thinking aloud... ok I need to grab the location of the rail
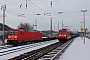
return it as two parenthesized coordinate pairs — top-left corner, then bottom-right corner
(50, 40), (73, 60)
(38, 37), (75, 60)
(9, 42), (62, 60)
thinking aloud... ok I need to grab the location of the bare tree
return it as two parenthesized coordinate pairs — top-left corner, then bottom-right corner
(17, 22), (33, 31)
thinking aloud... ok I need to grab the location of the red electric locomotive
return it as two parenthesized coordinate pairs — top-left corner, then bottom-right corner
(58, 29), (70, 42)
(7, 29), (42, 45)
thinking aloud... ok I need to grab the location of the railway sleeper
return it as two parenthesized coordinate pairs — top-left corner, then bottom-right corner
(9, 42), (61, 60)
(38, 40), (73, 60)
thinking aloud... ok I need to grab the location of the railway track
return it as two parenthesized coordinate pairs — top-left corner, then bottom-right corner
(0, 45), (12, 50)
(0, 40), (59, 60)
(9, 38), (73, 60)
(9, 42), (62, 60)
(0, 41), (50, 56)
(38, 39), (73, 60)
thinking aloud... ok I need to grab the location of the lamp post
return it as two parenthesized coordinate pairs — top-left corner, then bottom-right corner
(62, 19), (64, 29)
(81, 10), (87, 44)
(58, 22), (59, 31)
(80, 22), (83, 29)
(80, 22), (83, 34)
(58, 12), (63, 30)
(44, 1), (53, 37)
(1, 5), (6, 45)
(32, 18), (37, 31)
(34, 18), (37, 31)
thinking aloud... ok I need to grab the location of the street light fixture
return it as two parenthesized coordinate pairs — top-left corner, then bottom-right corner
(18, 14), (25, 17)
(36, 14), (41, 15)
(58, 12), (63, 14)
(81, 10), (87, 44)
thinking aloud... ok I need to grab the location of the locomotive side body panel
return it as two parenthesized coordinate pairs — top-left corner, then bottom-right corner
(22, 31), (42, 41)
(7, 29), (42, 45)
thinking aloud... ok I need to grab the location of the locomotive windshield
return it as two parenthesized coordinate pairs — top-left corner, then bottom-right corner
(9, 31), (18, 34)
(59, 31), (66, 34)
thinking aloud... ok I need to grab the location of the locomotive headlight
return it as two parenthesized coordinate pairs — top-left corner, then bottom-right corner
(64, 35), (66, 36)
(8, 36), (11, 38)
(59, 35), (61, 36)
(14, 36), (17, 38)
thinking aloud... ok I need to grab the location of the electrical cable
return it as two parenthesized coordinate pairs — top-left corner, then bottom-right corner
(28, 0), (47, 13)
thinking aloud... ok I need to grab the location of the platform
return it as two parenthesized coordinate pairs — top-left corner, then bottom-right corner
(56, 37), (90, 60)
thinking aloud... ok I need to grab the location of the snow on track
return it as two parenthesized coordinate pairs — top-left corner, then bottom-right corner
(0, 39), (59, 60)
(0, 45), (12, 50)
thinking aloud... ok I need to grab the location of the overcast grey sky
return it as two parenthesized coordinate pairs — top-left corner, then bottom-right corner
(0, 0), (90, 31)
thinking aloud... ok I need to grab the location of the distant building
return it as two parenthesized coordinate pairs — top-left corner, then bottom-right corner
(0, 23), (12, 39)
(0, 23), (12, 31)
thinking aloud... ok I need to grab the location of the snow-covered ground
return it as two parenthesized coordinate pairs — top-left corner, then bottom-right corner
(0, 39), (59, 60)
(0, 39), (7, 45)
(57, 37), (90, 60)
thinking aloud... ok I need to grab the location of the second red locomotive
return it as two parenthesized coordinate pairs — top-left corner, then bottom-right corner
(7, 29), (42, 45)
(58, 29), (70, 42)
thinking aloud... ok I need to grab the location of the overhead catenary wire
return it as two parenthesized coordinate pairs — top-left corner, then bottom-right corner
(4, 2), (86, 20)
(42, 0), (63, 30)
(42, 0), (61, 21)
(4, 0), (35, 15)
(6, 8), (49, 25)
(3, 0), (53, 25)
(4, 0), (60, 21)
(2, 0), (43, 21)
(4, 0), (49, 19)
(2, 0), (89, 16)
(28, 0), (47, 13)
(6, 10), (49, 30)
(5, 0), (46, 15)
(6, 9), (36, 21)
(4, 0), (37, 15)
(1, 0), (87, 30)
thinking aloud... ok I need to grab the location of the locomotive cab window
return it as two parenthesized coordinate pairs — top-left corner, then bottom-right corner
(14, 31), (18, 34)
(59, 31), (66, 34)
(9, 31), (18, 34)
(62, 32), (66, 34)
(9, 31), (13, 34)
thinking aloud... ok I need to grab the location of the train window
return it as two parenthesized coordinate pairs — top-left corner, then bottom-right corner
(63, 32), (66, 34)
(14, 31), (18, 34)
(9, 31), (18, 34)
(9, 31), (13, 34)
(59, 31), (66, 34)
